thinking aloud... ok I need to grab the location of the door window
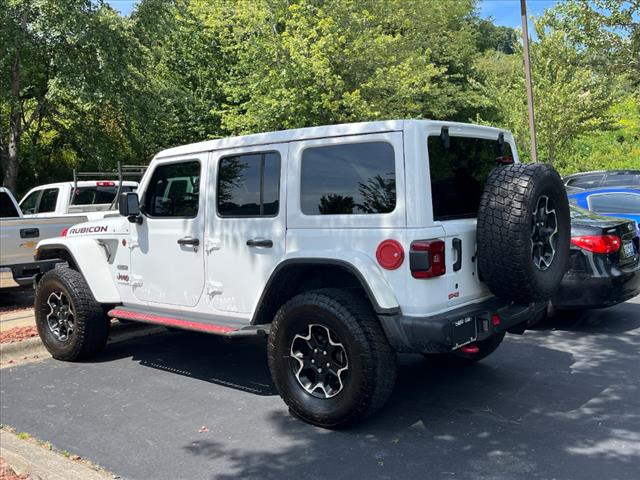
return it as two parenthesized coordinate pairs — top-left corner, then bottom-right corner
(143, 161), (200, 218)
(217, 152), (281, 217)
(38, 188), (59, 213)
(300, 142), (396, 215)
(428, 135), (512, 220)
(20, 191), (41, 214)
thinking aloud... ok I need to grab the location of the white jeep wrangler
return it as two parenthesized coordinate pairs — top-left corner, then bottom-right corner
(34, 120), (570, 428)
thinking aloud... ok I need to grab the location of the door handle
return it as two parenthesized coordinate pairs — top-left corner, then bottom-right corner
(20, 228), (39, 239)
(246, 239), (273, 248)
(177, 237), (200, 246)
(452, 238), (462, 271)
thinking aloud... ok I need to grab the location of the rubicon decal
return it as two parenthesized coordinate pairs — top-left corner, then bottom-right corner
(68, 225), (109, 235)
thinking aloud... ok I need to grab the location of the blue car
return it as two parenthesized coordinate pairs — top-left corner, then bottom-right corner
(568, 187), (640, 230)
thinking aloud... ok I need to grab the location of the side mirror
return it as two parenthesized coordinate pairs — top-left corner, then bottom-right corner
(118, 192), (142, 224)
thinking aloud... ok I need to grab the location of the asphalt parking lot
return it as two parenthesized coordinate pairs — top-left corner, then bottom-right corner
(1, 297), (639, 480)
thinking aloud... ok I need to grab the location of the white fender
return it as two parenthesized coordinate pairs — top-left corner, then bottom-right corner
(37, 237), (120, 304)
(282, 250), (400, 312)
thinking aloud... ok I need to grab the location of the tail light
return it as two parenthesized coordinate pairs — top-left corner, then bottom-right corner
(571, 235), (621, 254)
(60, 227), (69, 237)
(97, 181), (115, 187)
(410, 239), (445, 278)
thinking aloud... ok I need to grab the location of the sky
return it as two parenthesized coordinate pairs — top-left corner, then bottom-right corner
(106, 0), (559, 27)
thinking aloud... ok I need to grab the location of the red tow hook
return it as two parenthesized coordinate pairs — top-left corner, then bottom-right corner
(460, 344), (479, 354)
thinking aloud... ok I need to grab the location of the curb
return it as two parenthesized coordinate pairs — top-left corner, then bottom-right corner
(0, 322), (165, 367)
(0, 429), (114, 480)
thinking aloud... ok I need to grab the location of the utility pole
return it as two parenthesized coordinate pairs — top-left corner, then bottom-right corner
(520, 0), (538, 163)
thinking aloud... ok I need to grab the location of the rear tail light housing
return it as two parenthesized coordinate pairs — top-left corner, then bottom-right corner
(97, 181), (115, 187)
(410, 239), (445, 278)
(571, 235), (621, 254)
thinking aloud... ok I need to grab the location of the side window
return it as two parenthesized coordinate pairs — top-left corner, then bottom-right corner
(143, 161), (200, 218)
(0, 192), (20, 218)
(589, 193), (640, 214)
(217, 152), (281, 217)
(20, 191), (41, 214)
(428, 135), (512, 220)
(38, 188), (59, 213)
(300, 142), (396, 215)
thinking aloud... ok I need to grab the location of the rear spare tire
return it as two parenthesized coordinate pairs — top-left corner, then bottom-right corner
(477, 163), (570, 304)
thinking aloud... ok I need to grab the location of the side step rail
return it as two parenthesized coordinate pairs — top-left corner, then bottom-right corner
(107, 308), (269, 337)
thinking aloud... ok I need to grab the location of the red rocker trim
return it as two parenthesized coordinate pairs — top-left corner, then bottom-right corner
(108, 308), (237, 334)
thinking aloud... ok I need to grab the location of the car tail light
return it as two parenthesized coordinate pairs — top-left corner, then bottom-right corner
(60, 227), (69, 237)
(410, 239), (445, 278)
(571, 235), (621, 254)
(97, 181), (115, 187)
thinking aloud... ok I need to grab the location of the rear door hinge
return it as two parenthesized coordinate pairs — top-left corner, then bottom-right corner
(206, 281), (223, 296)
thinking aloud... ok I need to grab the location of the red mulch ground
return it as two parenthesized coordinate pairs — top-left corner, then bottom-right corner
(0, 326), (38, 344)
(0, 457), (28, 480)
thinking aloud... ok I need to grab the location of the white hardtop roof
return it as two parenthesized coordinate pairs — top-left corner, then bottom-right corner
(156, 119), (510, 159)
(29, 180), (139, 190)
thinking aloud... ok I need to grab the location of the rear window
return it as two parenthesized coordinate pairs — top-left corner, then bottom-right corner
(566, 173), (605, 189)
(603, 172), (639, 187)
(428, 135), (512, 221)
(71, 185), (135, 205)
(38, 188), (59, 213)
(588, 193), (640, 214)
(0, 192), (20, 218)
(300, 142), (396, 215)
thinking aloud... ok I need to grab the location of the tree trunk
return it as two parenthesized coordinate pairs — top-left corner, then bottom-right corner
(2, 12), (24, 193)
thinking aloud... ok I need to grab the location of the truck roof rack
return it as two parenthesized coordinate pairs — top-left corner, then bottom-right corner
(72, 161), (147, 209)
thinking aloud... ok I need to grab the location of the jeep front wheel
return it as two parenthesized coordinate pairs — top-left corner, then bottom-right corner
(268, 289), (396, 429)
(35, 266), (110, 361)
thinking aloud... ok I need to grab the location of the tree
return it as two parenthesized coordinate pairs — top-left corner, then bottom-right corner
(474, 10), (616, 165)
(190, 0), (484, 135)
(0, 0), (149, 194)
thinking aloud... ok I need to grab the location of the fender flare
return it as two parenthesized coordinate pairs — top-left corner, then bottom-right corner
(36, 239), (120, 304)
(253, 252), (400, 323)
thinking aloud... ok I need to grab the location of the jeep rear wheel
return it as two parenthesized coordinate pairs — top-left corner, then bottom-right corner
(268, 289), (396, 429)
(35, 266), (110, 361)
(477, 163), (570, 304)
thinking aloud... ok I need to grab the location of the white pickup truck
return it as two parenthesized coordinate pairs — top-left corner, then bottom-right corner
(19, 180), (138, 221)
(0, 187), (87, 289)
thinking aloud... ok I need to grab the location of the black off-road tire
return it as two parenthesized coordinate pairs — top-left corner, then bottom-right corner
(477, 163), (570, 304)
(35, 266), (110, 361)
(268, 288), (397, 429)
(423, 332), (506, 366)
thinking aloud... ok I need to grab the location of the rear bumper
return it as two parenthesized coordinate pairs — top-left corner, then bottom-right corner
(379, 298), (544, 354)
(551, 263), (640, 309)
(0, 259), (62, 288)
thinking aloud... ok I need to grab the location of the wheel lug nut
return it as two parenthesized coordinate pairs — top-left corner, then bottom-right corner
(311, 359), (315, 364)
(326, 362), (330, 367)
(323, 350), (327, 355)
(318, 368), (322, 373)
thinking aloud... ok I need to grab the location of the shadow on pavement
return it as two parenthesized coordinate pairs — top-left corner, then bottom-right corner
(93, 330), (278, 396)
